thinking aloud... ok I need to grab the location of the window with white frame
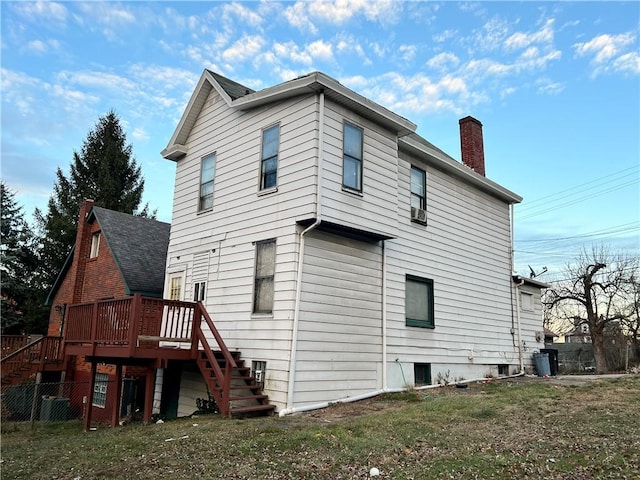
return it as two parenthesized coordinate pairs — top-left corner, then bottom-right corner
(194, 281), (206, 302)
(410, 166), (426, 223)
(253, 239), (276, 314)
(343, 122), (363, 191)
(260, 125), (279, 190)
(90, 232), (101, 258)
(169, 275), (182, 301)
(199, 154), (216, 211)
(405, 275), (435, 329)
(93, 373), (108, 407)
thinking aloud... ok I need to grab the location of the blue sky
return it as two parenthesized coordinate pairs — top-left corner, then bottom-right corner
(2, 1), (639, 280)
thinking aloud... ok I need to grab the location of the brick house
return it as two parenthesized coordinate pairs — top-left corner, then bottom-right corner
(45, 200), (170, 422)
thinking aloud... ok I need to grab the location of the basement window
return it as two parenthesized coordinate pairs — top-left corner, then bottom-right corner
(414, 363), (432, 386)
(252, 360), (266, 390)
(93, 373), (108, 408)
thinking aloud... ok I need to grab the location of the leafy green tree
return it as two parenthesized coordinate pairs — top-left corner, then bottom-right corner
(34, 110), (152, 288)
(1, 182), (47, 333)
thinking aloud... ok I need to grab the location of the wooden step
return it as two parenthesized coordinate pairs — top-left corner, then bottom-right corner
(230, 404), (276, 417)
(229, 394), (268, 402)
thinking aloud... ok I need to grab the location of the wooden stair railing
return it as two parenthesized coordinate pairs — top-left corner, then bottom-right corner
(1, 337), (64, 387)
(193, 303), (275, 418)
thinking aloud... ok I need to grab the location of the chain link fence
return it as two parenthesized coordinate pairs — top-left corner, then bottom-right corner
(0, 380), (127, 426)
(555, 343), (639, 374)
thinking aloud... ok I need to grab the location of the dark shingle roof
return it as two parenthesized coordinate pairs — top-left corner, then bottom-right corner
(207, 70), (255, 100)
(91, 207), (170, 296)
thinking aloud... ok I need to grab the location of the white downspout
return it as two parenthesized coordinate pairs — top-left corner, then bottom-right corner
(283, 90), (325, 415)
(381, 240), (388, 390)
(515, 278), (525, 373)
(510, 203), (524, 374)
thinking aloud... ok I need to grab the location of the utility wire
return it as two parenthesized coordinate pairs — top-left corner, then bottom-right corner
(517, 165), (639, 212)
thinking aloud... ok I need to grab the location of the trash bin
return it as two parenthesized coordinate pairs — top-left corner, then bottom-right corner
(540, 348), (559, 376)
(533, 352), (551, 377)
(40, 396), (70, 421)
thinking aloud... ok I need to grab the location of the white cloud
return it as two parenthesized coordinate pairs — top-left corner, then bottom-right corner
(283, 2), (318, 34)
(574, 32), (638, 76)
(433, 29), (457, 43)
(273, 42), (312, 65)
(13, 0), (67, 23)
(308, 40), (334, 62)
(58, 70), (136, 92)
(220, 2), (264, 28)
(399, 45), (417, 63)
(131, 127), (149, 142)
(535, 78), (565, 95)
(504, 18), (555, 51)
(283, 0), (402, 30)
(426, 52), (460, 71)
(222, 35), (266, 63)
(612, 52), (640, 75)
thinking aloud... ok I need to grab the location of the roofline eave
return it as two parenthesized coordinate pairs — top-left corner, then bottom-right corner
(399, 135), (522, 204)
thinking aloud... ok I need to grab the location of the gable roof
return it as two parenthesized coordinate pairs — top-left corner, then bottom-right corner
(161, 69), (521, 204)
(46, 207), (170, 304)
(90, 207), (170, 296)
(161, 69), (417, 161)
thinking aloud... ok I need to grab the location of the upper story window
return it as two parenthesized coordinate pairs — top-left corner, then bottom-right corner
(253, 239), (276, 314)
(410, 166), (427, 224)
(199, 154), (216, 211)
(405, 274), (435, 329)
(343, 122), (363, 192)
(90, 232), (100, 258)
(260, 125), (279, 190)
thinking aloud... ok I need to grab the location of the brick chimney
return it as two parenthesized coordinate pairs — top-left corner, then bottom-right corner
(459, 116), (485, 177)
(70, 199), (95, 303)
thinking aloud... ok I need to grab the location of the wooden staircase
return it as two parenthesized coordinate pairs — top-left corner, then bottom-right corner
(1, 337), (65, 387)
(194, 305), (275, 418)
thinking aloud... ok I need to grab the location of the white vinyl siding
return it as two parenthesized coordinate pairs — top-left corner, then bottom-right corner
(320, 100), (399, 239)
(294, 231), (382, 406)
(385, 148), (517, 383)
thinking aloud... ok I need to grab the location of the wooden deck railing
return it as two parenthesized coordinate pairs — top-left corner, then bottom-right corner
(65, 295), (199, 355)
(1, 335), (43, 359)
(0, 336), (63, 382)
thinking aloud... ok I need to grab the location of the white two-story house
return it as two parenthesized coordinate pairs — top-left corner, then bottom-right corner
(158, 69), (545, 415)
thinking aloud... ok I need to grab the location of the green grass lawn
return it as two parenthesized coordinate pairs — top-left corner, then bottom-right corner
(2, 376), (639, 479)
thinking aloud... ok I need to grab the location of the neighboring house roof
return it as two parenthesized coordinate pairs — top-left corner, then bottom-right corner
(512, 275), (550, 289)
(90, 207), (170, 296)
(46, 207), (170, 304)
(544, 327), (557, 338)
(161, 69), (522, 205)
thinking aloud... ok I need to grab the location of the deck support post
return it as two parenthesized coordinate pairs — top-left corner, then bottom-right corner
(143, 367), (155, 424)
(84, 361), (97, 432)
(111, 364), (123, 427)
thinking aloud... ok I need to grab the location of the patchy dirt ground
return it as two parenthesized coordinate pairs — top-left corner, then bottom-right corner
(291, 373), (634, 423)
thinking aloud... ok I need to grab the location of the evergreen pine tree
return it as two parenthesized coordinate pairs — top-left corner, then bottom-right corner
(1, 182), (44, 333)
(34, 110), (152, 290)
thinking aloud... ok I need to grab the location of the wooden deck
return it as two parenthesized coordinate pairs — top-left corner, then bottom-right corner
(64, 295), (200, 362)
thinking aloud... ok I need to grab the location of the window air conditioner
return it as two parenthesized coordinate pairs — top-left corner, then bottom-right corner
(254, 370), (263, 383)
(411, 207), (427, 223)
